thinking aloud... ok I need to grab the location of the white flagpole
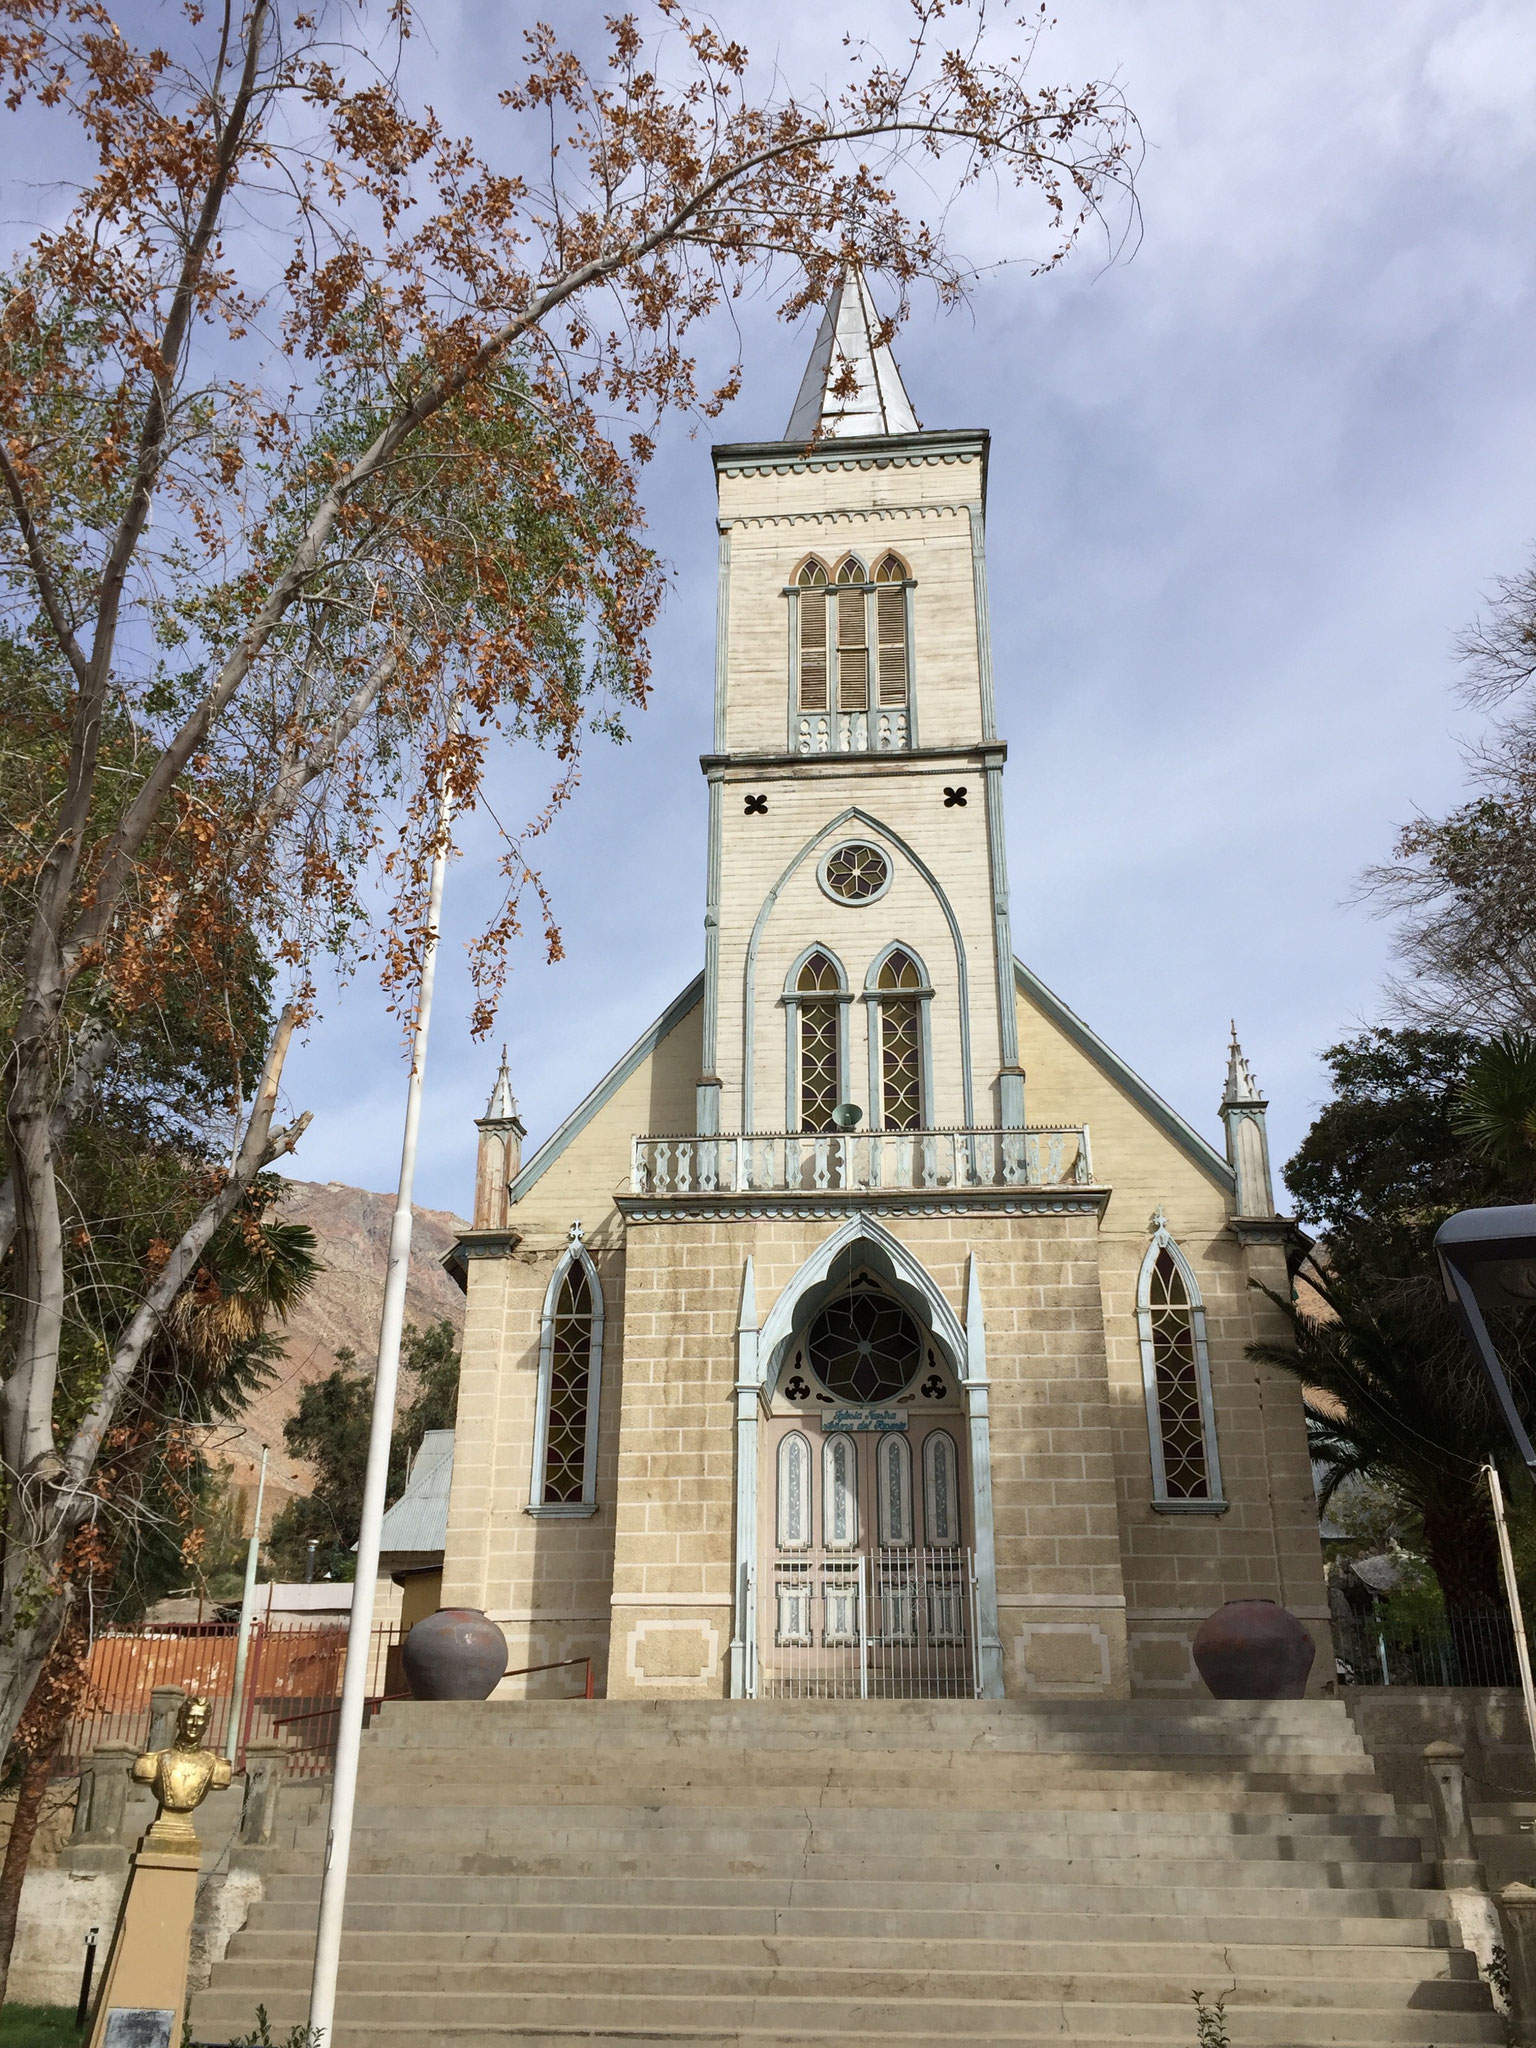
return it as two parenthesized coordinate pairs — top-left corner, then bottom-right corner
(1486, 1459), (1536, 1783)
(308, 749), (457, 2042)
(225, 1443), (268, 1765)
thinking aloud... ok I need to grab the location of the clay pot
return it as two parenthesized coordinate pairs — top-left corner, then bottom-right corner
(400, 1608), (508, 1701)
(1192, 1598), (1315, 1700)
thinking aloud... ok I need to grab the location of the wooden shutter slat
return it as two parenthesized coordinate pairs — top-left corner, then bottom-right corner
(876, 587), (907, 706)
(798, 592), (828, 711)
(838, 647), (868, 711)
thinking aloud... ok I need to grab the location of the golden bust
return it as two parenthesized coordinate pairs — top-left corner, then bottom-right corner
(131, 1694), (232, 1852)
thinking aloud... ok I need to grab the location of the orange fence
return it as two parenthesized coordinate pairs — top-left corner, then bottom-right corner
(61, 1622), (402, 1777)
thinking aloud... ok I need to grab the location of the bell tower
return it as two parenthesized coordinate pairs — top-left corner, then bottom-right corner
(697, 271), (1027, 1145)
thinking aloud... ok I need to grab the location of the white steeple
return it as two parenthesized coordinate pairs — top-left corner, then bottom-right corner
(1221, 1023), (1263, 1109)
(784, 270), (921, 441)
(482, 1046), (520, 1125)
(473, 1048), (525, 1231)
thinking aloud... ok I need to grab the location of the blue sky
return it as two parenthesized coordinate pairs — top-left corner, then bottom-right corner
(273, 0), (1536, 1218)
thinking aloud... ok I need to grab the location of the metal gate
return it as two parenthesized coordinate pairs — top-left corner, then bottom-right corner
(754, 1546), (980, 1699)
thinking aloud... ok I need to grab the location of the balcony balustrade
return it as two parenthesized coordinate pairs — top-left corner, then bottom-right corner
(629, 1126), (1094, 1198)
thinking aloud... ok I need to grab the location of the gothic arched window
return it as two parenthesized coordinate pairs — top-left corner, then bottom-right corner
(873, 553), (910, 710)
(874, 947), (924, 1130)
(796, 557), (829, 712)
(1137, 1226), (1224, 1511)
(530, 1232), (604, 1514)
(795, 949), (843, 1132)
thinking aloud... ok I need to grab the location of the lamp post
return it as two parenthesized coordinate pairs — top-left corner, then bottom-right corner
(1434, 1204), (1536, 1779)
(1433, 1204), (1536, 1477)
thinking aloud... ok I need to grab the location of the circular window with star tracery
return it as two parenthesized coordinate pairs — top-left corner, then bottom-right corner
(806, 1284), (923, 1404)
(820, 841), (891, 904)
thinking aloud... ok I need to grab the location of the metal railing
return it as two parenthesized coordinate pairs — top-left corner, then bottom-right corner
(1333, 1606), (1519, 1688)
(631, 1126), (1093, 1198)
(60, 1621), (402, 1777)
(756, 1546), (981, 1700)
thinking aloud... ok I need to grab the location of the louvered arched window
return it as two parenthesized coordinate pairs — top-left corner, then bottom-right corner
(833, 557), (868, 712)
(530, 1231), (604, 1515)
(796, 558), (829, 711)
(1137, 1225), (1225, 1511)
(873, 553), (910, 711)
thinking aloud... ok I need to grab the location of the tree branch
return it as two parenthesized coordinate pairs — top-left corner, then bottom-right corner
(0, 440), (89, 689)
(61, 1004), (310, 1488)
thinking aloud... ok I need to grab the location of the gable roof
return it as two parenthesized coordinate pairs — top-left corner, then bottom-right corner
(378, 1428), (455, 1557)
(503, 960), (1232, 1205)
(507, 974), (705, 1205)
(1014, 957), (1235, 1192)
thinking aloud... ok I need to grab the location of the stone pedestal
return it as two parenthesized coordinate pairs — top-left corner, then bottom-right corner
(1423, 1739), (1488, 1890)
(85, 1846), (200, 2048)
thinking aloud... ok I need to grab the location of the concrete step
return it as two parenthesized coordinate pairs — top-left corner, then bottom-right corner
(189, 1988), (1505, 2043)
(201, 1954), (1494, 2012)
(224, 1929), (1478, 1978)
(248, 1869), (1456, 1917)
(363, 1700), (1372, 1759)
(243, 1898), (1459, 1945)
(305, 1817), (1425, 1858)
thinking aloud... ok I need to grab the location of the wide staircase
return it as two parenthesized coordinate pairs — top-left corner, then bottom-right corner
(193, 1696), (1503, 2045)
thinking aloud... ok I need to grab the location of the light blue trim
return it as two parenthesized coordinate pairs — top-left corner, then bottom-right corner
(743, 809), (973, 1130)
(1136, 1227), (1225, 1509)
(699, 770), (723, 1133)
(982, 761), (1022, 1114)
(508, 975), (705, 1204)
(863, 942), (934, 1131)
(967, 505), (998, 745)
(1012, 957), (1235, 1192)
(713, 525), (732, 752)
(781, 942), (853, 1128)
(755, 1214), (969, 1385)
(530, 1236), (605, 1510)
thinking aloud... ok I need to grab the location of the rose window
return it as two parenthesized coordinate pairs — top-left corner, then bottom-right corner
(824, 843), (889, 902)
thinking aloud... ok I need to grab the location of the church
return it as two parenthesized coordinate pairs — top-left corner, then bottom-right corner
(439, 274), (1329, 1704)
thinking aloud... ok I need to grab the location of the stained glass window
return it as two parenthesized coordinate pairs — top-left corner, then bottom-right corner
(1147, 1246), (1210, 1500)
(877, 1431), (914, 1546)
(797, 951), (841, 1132)
(807, 1278), (922, 1404)
(541, 1264), (594, 1504)
(923, 1430), (960, 1546)
(823, 843), (888, 901)
(777, 1431), (811, 1549)
(823, 1432), (858, 1548)
(877, 949), (922, 1131)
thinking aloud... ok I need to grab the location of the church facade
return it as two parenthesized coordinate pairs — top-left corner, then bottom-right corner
(442, 276), (1328, 1702)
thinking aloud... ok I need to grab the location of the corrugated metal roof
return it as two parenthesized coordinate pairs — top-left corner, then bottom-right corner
(378, 1428), (454, 1557)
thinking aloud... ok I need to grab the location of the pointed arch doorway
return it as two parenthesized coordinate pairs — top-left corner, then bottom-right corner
(758, 1267), (980, 1698)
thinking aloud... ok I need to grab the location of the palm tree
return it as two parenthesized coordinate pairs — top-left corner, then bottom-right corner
(1249, 1261), (1526, 1615)
(1452, 1029), (1536, 1192)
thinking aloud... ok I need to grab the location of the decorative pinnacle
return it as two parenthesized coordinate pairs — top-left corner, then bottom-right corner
(482, 1046), (519, 1124)
(568, 1219), (585, 1244)
(1222, 1022), (1264, 1107)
